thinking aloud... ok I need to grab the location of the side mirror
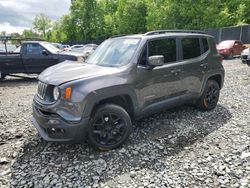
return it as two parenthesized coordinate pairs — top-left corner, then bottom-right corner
(41, 50), (49, 56)
(148, 55), (164, 67)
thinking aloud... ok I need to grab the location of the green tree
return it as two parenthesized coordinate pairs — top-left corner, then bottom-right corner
(48, 0), (250, 42)
(22, 29), (40, 38)
(116, 0), (147, 34)
(0, 31), (7, 36)
(33, 13), (52, 38)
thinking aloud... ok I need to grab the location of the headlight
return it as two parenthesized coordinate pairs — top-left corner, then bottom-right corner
(53, 86), (60, 101)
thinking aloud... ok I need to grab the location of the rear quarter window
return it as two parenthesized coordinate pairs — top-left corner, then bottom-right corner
(182, 38), (201, 60)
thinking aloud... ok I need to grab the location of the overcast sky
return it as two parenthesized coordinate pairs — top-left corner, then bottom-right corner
(0, 0), (71, 34)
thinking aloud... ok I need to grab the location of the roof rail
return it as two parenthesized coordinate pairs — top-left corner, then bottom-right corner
(144, 30), (206, 36)
(110, 34), (126, 38)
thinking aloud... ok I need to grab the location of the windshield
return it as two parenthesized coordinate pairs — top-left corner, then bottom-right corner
(41, 42), (61, 53)
(86, 38), (140, 67)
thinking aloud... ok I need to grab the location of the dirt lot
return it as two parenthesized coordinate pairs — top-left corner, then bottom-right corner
(0, 59), (249, 188)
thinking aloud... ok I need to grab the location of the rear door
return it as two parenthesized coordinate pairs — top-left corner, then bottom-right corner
(22, 43), (58, 73)
(179, 37), (208, 97)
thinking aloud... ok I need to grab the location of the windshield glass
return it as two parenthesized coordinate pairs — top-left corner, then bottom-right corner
(86, 38), (140, 67)
(41, 42), (61, 53)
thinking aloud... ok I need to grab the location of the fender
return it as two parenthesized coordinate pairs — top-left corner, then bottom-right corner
(199, 68), (225, 97)
(82, 85), (139, 118)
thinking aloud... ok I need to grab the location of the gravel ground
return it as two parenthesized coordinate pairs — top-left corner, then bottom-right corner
(0, 59), (249, 188)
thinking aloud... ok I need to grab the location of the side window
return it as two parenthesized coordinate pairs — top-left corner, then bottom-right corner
(139, 46), (147, 65)
(26, 44), (43, 55)
(202, 38), (209, 52)
(148, 38), (176, 63)
(182, 38), (201, 60)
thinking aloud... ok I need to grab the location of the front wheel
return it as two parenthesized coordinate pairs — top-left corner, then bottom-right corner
(88, 104), (132, 150)
(197, 80), (220, 111)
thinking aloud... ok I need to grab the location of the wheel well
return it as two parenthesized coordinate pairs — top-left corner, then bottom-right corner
(91, 95), (134, 119)
(208, 75), (222, 88)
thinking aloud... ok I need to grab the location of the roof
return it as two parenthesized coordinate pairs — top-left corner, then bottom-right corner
(111, 30), (212, 40)
(22, 41), (47, 44)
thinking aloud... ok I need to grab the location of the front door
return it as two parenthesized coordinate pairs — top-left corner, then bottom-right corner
(22, 43), (58, 73)
(135, 37), (184, 110)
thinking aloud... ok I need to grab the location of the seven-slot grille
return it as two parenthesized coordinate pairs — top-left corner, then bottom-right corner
(37, 82), (47, 99)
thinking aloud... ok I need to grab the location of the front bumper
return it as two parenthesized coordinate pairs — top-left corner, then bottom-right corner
(32, 103), (89, 143)
(241, 55), (250, 63)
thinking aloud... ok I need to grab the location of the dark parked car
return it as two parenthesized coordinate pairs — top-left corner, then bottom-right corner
(0, 41), (81, 80)
(216, 40), (245, 59)
(32, 30), (225, 150)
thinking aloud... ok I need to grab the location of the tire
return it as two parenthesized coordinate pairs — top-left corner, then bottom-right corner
(88, 104), (132, 150)
(228, 52), (233, 59)
(247, 60), (250, 67)
(197, 80), (220, 111)
(0, 71), (6, 80)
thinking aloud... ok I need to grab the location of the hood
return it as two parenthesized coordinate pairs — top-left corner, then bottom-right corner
(39, 61), (121, 85)
(57, 51), (83, 61)
(59, 51), (82, 57)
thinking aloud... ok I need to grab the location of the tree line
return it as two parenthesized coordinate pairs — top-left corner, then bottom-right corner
(2, 0), (250, 43)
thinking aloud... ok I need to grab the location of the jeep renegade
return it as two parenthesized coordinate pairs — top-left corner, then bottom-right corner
(32, 30), (225, 150)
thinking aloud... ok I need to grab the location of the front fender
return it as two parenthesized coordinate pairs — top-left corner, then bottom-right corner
(82, 85), (139, 118)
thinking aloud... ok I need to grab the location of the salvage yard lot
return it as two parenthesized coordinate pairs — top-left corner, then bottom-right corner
(0, 59), (249, 187)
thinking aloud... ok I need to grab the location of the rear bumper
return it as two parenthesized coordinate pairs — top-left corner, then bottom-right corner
(32, 103), (89, 143)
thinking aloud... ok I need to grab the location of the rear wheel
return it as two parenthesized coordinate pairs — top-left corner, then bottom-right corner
(197, 80), (220, 111)
(88, 104), (132, 150)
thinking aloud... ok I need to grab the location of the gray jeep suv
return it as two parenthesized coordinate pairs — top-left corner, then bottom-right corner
(32, 30), (225, 150)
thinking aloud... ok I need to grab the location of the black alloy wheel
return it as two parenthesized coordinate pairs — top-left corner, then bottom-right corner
(204, 83), (219, 109)
(88, 104), (132, 150)
(197, 80), (220, 111)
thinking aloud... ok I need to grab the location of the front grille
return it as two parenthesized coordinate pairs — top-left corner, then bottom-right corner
(37, 82), (48, 99)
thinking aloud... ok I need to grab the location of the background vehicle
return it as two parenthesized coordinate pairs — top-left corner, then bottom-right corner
(32, 30), (225, 150)
(62, 44), (71, 51)
(51, 43), (64, 50)
(241, 48), (250, 66)
(69, 44), (85, 51)
(216, 40), (245, 59)
(0, 41), (81, 80)
(70, 44), (98, 60)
